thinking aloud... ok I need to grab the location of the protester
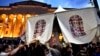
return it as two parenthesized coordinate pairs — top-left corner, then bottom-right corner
(0, 38), (100, 56)
(0, 44), (24, 56)
(87, 43), (97, 56)
(62, 45), (73, 56)
(76, 45), (88, 56)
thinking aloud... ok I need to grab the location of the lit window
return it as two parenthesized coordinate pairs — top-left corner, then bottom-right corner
(1, 14), (7, 19)
(25, 14), (31, 19)
(16, 14), (23, 20)
(8, 14), (15, 22)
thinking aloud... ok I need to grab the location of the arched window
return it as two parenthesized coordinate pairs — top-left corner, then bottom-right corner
(33, 19), (46, 38)
(8, 14), (15, 22)
(1, 14), (7, 22)
(1, 14), (7, 19)
(25, 14), (31, 19)
(69, 15), (86, 37)
(16, 14), (23, 23)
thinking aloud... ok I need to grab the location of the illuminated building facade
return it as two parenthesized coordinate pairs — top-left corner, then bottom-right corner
(0, 1), (73, 38)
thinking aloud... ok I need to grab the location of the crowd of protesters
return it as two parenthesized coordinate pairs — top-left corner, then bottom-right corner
(0, 38), (100, 56)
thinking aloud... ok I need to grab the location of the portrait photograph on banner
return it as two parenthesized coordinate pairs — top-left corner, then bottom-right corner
(56, 8), (99, 44)
(26, 13), (55, 44)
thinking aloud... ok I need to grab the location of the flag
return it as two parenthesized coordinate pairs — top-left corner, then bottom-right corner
(95, 16), (100, 37)
(26, 13), (55, 44)
(56, 8), (98, 44)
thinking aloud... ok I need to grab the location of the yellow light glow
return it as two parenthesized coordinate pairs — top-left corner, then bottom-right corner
(9, 14), (15, 21)
(0, 33), (3, 38)
(0, 13), (37, 38)
(22, 17), (24, 23)
(59, 33), (63, 42)
(5, 17), (8, 22)
(13, 16), (16, 23)
(1, 14), (7, 19)
(17, 14), (23, 20)
(26, 14), (31, 18)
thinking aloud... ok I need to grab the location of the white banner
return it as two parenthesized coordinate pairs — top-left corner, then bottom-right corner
(26, 13), (55, 44)
(56, 8), (98, 44)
